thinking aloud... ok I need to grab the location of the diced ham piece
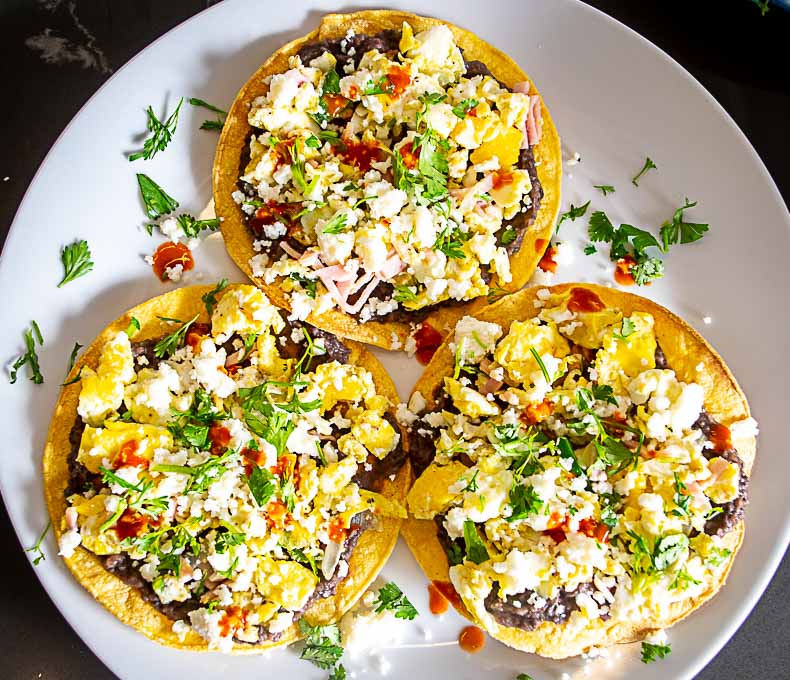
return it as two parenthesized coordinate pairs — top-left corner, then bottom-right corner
(378, 253), (404, 279)
(513, 81), (543, 148)
(482, 377), (504, 395)
(299, 249), (322, 267)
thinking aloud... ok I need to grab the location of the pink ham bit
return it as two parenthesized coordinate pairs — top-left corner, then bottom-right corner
(65, 507), (78, 531)
(482, 377), (504, 395)
(298, 249), (322, 267)
(526, 95), (543, 147)
(378, 253), (404, 279)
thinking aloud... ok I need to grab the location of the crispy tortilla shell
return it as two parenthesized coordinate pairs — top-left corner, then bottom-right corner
(43, 284), (411, 652)
(213, 10), (562, 349)
(401, 283), (754, 658)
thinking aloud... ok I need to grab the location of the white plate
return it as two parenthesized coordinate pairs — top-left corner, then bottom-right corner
(1, 1), (788, 678)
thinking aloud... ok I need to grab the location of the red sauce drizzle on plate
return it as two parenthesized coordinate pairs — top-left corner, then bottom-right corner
(534, 238), (548, 253)
(431, 580), (463, 610)
(414, 323), (443, 365)
(567, 287), (605, 313)
(614, 255), (636, 286)
(458, 626), (486, 654)
(538, 245), (558, 273)
(151, 241), (194, 282)
(428, 583), (450, 615)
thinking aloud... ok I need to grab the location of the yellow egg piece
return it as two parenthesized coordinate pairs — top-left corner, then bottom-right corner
(407, 461), (470, 519)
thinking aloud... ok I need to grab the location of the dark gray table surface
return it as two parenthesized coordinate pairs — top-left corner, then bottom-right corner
(1, 1), (787, 678)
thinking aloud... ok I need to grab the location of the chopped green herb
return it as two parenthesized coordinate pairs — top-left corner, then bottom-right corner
(393, 284), (418, 303)
(176, 214), (221, 238)
(137, 173), (179, 230)
(529, 346), (551, 383)
(153, 315), (199, 358)
(592, 384), (617, 405)
(452, 98), (479, 118)
(706, 547), (732, 568)
(57, 240), (94, 287)
(659, 198), (709, 251)
(201, 279), (229, 316)
(373, 582), (419, 620)
(434, 224), (469, 259)
(500, 227), (518, 246)
(247, 464), (277, 507)
(671, 473), (690, 518)
(593, 184), (615, 195)
(188, 97), (226, 115)
(583, 244), (597, 255)
(631, 257), (664, 285)
(321, 213), (349, 235)
(462, 520), (490, 564)
(614, 317), (636, 339)
(463, 470), (479, 493)
(10, 321), (44, 385)
(329, 665), (347, 680)
(556, 200), (590, 233)
(298, 619), (344, 670)
(507, 484), (544, 522)
(129, 98), (183, 162)
(631, 156), (657, 187)
(752, 0), (771, 16)
(66, 342), (83, 373)
(641, 641), (671, 664)
(125, 317), (141, 336)
(25, 520), (51, 566)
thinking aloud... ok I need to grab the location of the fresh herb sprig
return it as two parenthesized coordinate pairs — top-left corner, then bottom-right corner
(188, 97), (227, 131)
(555, 200), (590, 233)
(129, 98), (183, 162)
(373, 582), (419, 620)
(176, 214), (221, 238)
(641, 641), (671, 664)
(298, 619), (344, 670)
(10, 321), (44, 384)
(25, 520), (51, 566)
(58, 240), (94, 287)
(153, 315), (198, 358)
(201, 279), (228, 316)
(631, 156), (657, 186)
(137, 174), (179, 233)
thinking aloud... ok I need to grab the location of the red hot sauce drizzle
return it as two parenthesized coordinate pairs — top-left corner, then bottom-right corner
(567, 287), (605, 313)
(458, 625), (486, 653)
(151, 241), (194, 282)
(414, 323), (443, 365)
(614, 256), (636, 286)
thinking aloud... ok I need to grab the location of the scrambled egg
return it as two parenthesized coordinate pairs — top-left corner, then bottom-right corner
(407, 288), (750, 638)
(239, 22), (539, 321)
(61, 284), (404, 651)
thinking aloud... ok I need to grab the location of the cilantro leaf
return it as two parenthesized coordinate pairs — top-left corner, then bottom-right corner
(10, 321), (44, 385)
(500, 227), (518, 246)
(583, 244), (597, 255)
(289, 272), (318, 299)
(373, 582), (419, 620)
(393, 284), (418, 303)
(507, 484), (544, 522)
(462, 520), (490, 564)
(452, 98), (479, 118)
(58, 240), (94, 287)
(599, 492), (621, 529)
(188, 97), (227, 131)
(434, 225), (469, 259)
(614, 317), (636, 339)
(588, 211), (617, 242)
(659, 198), (709, 251)
(298, 619), (344, 670)
(653, 533), (689, 570)
(247, 464), (277, 507)
(202, 279), (229, 316)
(556, 200), (591, 233)
(641, 641), (671, 664)
(593, 184), (615, 195)
(707, 547), (732, 568)
(153, 315), (198, 358)
(176, 214), (221, 239)
(129, 98), (183, 162)
(631, 156), (657, 187)
(329, 665), (347, 680)
(631, 257), (664, 285)
(616, 224), (661, 256)
(323, 69), (341, 94)
(188, 97), (226, 115)
(592, 384), (617, 405)
(137, 173), (179, 225)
